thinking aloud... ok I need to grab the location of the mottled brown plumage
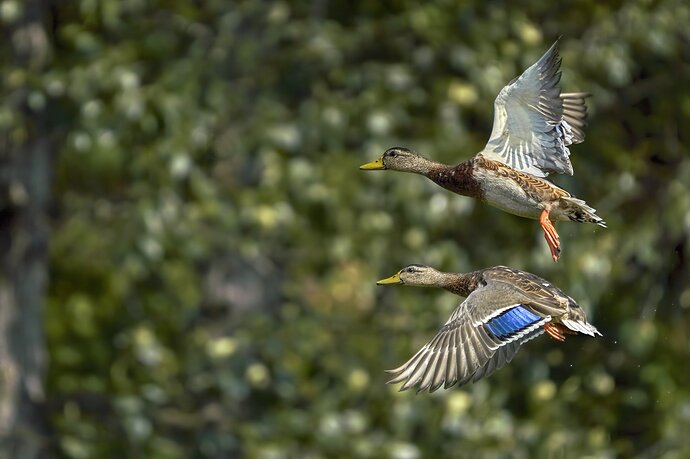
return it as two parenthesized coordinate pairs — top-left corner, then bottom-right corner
(360, 40), (606, 261)
(426, 161), (482, 199)
(376, 264), (601, 392)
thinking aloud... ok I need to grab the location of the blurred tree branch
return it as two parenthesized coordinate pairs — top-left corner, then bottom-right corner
(0, 0), (55, 456)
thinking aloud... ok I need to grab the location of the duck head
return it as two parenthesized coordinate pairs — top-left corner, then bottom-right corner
(360, 147), (437, 174)
(376, 264), (448, 287)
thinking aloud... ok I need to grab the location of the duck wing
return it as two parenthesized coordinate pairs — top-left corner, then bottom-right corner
(471, 327), (545, 382)
(486, 266), (603, 337)
(385, 286), (551, 393)
(479, 39), (588, 178)
(482, 265), (572, 317)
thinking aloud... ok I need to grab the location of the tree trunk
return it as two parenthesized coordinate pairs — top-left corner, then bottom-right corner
(0, 1), (54, 456)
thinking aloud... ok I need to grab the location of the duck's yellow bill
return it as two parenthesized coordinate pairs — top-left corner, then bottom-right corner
(376, 271), (402, 285)
(359, 158), (385, 170)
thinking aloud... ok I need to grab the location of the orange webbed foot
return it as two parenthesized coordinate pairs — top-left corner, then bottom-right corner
(544, 322), (566, 341)
(540, 209), (561, 262)
(544, 323), (577, 341)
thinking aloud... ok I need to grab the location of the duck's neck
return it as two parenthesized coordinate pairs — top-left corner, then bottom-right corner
(402, 156), (448, 176)
(425, 159), (481, 198)
(440, 272), (480, 297)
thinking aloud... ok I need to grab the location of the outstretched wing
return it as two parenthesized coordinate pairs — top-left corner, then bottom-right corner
(482, 265), (573, 317)
(482, 266), (602, 337)
(479, 39), (588, 178)
(386, 287), (550, 393)
(471, 327), (545, 382)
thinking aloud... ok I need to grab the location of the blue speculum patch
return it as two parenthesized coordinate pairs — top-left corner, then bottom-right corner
(485, 306), (541, 339)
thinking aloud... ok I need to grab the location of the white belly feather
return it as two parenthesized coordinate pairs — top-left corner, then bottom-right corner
(475, 169), (542, 219)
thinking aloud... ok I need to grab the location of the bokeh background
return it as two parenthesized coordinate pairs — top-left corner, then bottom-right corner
(1, 0), (690, 457)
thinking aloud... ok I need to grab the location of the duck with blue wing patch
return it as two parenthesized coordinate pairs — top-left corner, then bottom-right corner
(376, 264), (601, 393)
(485, 306), (543, 339)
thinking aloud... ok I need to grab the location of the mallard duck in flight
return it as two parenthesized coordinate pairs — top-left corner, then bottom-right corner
(360, 40), (606, 261)
(377, 264), (601, 392)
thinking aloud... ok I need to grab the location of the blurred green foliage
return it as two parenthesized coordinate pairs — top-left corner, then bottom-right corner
(4, 0), (690, 457)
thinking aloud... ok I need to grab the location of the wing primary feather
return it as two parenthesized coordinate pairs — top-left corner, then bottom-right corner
(479, 40), (587, 176)
(401, 354), (430, 391)
(418, 349), (443, 392)
(446, 342), (459, 389)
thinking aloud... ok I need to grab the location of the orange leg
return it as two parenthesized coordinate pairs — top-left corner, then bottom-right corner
(540, 209), (561, 262)
(543, 323), (577, 341)
(543, 323), (566, 341)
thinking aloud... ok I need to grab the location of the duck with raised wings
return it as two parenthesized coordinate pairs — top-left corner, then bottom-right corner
(360, 40), (606, 261)
(376, 264), (601, 392)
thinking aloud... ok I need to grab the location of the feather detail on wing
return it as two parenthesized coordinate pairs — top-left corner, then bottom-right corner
(482, 266), (575, 317)
(561, 319), (602, 337)
(471, 327), (545, 382)
(386, 287), (551, 393)
(479, 39), (589, 178)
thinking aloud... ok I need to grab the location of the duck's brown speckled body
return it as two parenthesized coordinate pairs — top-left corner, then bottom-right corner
(361, 39), (607, 261)
(423, 155), (598, 224)
(376, 264), (602, 392)
(426, 161), (482, 199)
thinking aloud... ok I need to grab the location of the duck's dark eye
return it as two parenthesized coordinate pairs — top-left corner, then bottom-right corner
(388, 151), (397, 158)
